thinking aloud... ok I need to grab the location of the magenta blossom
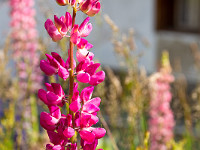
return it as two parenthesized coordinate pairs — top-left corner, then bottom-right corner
(76, 38), (94, 62)
(40, 106), (61, 131)
(46, 144), (65, 150)
(79, 87), (101, 128)
(70, 17), (92, 45)
(56, 0), (76, 6)
(45, 12), (72, 41)
(70, 86), (106, 147)
(40, 52), (69, 80)
(69, 83), (81, 112)
(76, 60), (105, 86)
(38, 83), (65, 106)
(79, 0), (101, 16)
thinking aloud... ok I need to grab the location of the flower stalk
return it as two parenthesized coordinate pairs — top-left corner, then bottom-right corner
(69, 7), (77, 143)
(39, 0), (105, 149)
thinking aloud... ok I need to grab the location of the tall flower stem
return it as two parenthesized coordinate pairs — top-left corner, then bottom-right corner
(69, 7), (77, 143)
(40, 1), (105, 149)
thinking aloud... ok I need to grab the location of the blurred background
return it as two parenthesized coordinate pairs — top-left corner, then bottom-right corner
(1, 0), (200, 149)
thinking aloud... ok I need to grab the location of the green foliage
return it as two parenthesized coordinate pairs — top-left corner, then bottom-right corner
(0, 102), (15, 150)
(170, 139), (186, 150)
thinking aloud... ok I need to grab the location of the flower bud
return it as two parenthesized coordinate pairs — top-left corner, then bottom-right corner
(56, 0), (76, 6)
(56, 0), (68, 6)
(79, 0), (101, 17)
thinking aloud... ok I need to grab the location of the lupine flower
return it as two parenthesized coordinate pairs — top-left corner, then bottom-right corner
(40, 52), (70, 80)
(45, 12), (72, 42)
(69, 83), (81, 112)
(76, 38), (94, 62)
(10, 0), (42, 92)
(149, 72), (175, 150)
(44, 113), (76, 149)
(38, 83), (65, 106)
(40, 1), (105, 149)
(76, 60), (105, 86)
(70, 17), (92, 44)
(79, 0), (101, 16)
(40, 106), (61, 131)
(68, 86), (106, 149)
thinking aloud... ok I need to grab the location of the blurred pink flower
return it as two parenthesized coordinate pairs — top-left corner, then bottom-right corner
(149, 72), (175, 150)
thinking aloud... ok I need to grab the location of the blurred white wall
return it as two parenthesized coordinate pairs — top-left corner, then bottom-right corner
(91, 0), (157, 72)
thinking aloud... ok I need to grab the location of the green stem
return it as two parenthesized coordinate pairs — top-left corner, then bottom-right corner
(69, 7), (77, 144)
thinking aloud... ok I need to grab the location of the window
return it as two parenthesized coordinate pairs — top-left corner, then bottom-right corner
(156, 0), (200, 33)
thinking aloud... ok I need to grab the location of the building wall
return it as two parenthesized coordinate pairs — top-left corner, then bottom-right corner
(156, 31), (200, 82)
(92, 0), (157, 72)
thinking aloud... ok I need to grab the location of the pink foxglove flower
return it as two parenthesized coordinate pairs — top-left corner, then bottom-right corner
(79, 0), (101, 16)
(40, 52), (69, 80)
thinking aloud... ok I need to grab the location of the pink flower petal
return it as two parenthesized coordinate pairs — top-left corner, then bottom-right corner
(40, 60), (57, 76)
(85, 63), (101, 75)
(51, 52), (66, 67)
(48, 105), (61, 119)
(77, 72), (90, 83)
(92, 128), (106, 139)
(70, 100), (81, 112)
(70, 32), (81, 45)
(63, 127), (75, 138)
(80, 113), (92, 127)
(45, 83), (54, 92)
(87, 2), (101, 16)
(46, 53), (59, 68)
(79, 130), (95, 143)
(54, 15), (68, 35)
(47, 130), (64, 145)
(80, 23), (92, 37)
(89, 71), (105, 86)
(79, 17), (90, 33)
(58, 66), (69, 80)
(45, 19), (63, 42)
(51, 83), (65, 97)
(65, 12), (72, 30)
(46, 91), (62, 105)
(85, 97), (101, 107)
(38, 89), (48, 104)
(80, 86), (94, 102)
(40, 112), (58, 130)
(82, 103), (100, 114)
